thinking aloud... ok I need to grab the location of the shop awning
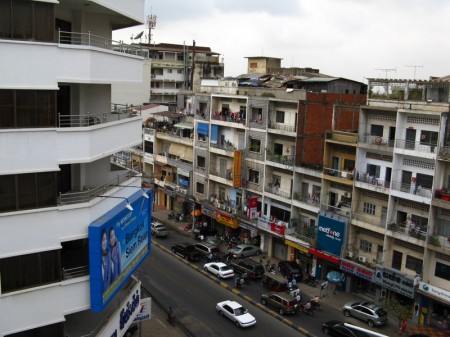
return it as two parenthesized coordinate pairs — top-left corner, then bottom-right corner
(180, 146), (193, 161)
(174, 123), (194, 130)
(192, 209), (202, 217)
(168, 143), (183, 156)
(197, 122), (209, 135)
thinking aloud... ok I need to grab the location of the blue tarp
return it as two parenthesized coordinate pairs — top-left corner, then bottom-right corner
(327, 271), (345, 283)
(197, 122), (208, 135)
(210, 125), (219, 144)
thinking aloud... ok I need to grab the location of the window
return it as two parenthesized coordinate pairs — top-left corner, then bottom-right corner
(167, 69), (172, 73)
(248, 169), (259, 184)
(272, 175), (281, 188)
(435, 262), (450, 281)
(363, 202), (376, 215)
(274, 143), (283, 155)
(177, 69), (183, 74)
(344, 159), (355, 171)
(359, 239), (372, 252)
(0, 250), (61, 293)
(249, 138), (261, 153)
(0, 0), (54, 42)
(251, 107), (262, 122)
(370, 124), (384, 137)
(249, 62), (257, 68)
(405, 255), (423, 273)
(196, 182), (205, 195)
(366, 164), (380, 178)
(239, 105), (246, 119)
(276, 110), (285, 123)
(197, 156), (206, 169)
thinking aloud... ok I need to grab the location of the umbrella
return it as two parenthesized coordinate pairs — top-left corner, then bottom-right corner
(192, 209), (202, 217)
(327, 271), (345, 283)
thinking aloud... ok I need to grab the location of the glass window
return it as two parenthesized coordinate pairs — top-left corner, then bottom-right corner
(370, 124), (384, 137)
(249, 138), (261, 153)
(363, 202), (376, 215)
(197, 156), (206, 168)
(248, 169), (259, 184)
(196, 182), (205, 195)
(435, 262), (450, 281)
(276, 110), (285, 123)
(359, 239), (372, 252)
(405, 255), (423, 273)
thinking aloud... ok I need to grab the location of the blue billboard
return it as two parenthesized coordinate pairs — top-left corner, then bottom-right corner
(316, 213), (346, 256)
(89, 190), (152, 312)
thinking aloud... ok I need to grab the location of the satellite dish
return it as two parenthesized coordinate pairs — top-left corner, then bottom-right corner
(134, 31), (144, 40)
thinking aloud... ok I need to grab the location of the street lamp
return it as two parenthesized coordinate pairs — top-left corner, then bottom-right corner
(91, 195), (133, 211)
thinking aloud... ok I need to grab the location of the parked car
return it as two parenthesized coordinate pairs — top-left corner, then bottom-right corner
(322, 320), (372, 337)
(204, 262), (234, 279)
(228, 244), (261, 259)
(193, 226), (217, 240)
(151, 221), (169, 238)
(342, 301), (388, 327)
(261, 292), (299, 315)
(278, 260), (303, 280)
(216, 300), (256, 328)
(229, 259), (265, 280)
(171, 243), (201, 261)
(194, 242), (221, 260)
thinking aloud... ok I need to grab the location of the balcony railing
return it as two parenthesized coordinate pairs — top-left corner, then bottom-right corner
(59, 171), (137, 205)
(211, 112), (246, 125)
(325, 131), (358, 144)
(58, 30), (144, 56)
(395, 139), (437, 154)
(268, 121), (296, 133)
(387, 223), (428, 241)
(63, 265), (89, 280)
(266, 154), (294, 166)
(264, 185), (291, 199)
(210, 142), (237, 151)
(390, 181), (432, 198)
(321, 203), (352, 217)
(58, 103), (141, 127)
(293, 193), (320, 206)
(323, 167), (354, 181)
(352, 212), (386, 228)
(359, 135), (394, 147)
(354, 171), (391, 188)
(209, 170), (233, 181)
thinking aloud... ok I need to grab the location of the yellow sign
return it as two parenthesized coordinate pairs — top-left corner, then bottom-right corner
(216, 211), (239, 229)
(285, 240), (309, 253)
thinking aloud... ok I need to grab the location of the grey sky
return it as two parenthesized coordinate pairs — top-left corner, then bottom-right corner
(114, 0), (450, 82)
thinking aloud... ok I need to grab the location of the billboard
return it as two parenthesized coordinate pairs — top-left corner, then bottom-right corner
(316, 213), (346, 256)
(89, 190), (152, 312)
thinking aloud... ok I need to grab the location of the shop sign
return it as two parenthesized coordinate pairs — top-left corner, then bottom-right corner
(316, 214), (345, 257)
(285, 240), (309, 254)
(270, 222), (285, 235)
(374, 267), (415, 298)
(257, 217), (270, 231)
(248, 197), (258, 208)
(308, 248), (340, 265)
(216, 210), (238, 228)
(201, 205), (217, 219)
(177, 168), (190, 177)
(418, 282), (450, 302)
(340, 259), (374, 281)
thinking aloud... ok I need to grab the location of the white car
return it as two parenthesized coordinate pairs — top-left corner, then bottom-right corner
(204, 262), (234, 279)
(216, 300), (256, 328)
(151, 222), (169, 238)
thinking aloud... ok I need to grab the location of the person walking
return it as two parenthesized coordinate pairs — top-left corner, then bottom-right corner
(398, 317), (407, 336)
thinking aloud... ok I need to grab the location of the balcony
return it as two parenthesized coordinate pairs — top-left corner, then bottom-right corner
(323, 168), (354, 186)
(268, 121), (296, 134)
(321, 203), (352, 218)
(264, 185), (292, 200)
(354, 171), (390, 193)
(211, 112), (246, 126)
(150, 88), (179, 95)
(395, 139), (437, 156)
(390, 181), (432, 199)
(387, 222), (428, 243)
(292, 193), (320, 211)
(156, 131), (193, 146)
(210, 142), (237, 155)
(209, 169), (233, 184)
(352, 212), (386, 230)
(325, 131), (358, 145)
(266, 154), (294, 168)
(358, 135), (394, 149)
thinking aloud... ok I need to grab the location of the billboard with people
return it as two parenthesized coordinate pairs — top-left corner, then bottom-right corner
(89, 190), (152, 312)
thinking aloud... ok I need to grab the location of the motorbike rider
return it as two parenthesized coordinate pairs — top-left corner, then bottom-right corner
(303, 300), (313, 313)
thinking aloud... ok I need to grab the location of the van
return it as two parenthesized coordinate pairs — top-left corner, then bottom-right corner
(261, 292), (299, 315)
(194, 243), (221, 260)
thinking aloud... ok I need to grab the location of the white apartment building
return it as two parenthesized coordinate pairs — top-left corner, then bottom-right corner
(0, 1), (150, 336)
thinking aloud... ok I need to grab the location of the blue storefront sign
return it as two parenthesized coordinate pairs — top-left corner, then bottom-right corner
(316, 213), (346, 257)
(89, 190), (152, 312)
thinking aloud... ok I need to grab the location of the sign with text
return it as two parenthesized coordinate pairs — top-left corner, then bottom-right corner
(216, 210), (238, 228)
(201, 204), (217, 219)
(89, 191), (151, 312)
(340, 259), (374, 281)
(316, 214), (346, 256)
(374, 267), (415, 298)
(418, 282), (450, 302)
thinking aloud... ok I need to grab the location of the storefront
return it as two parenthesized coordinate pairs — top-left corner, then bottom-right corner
(373, 266), (415, 307)
(417, 282), (450, 330)
(239, 222), (260, 246)
(340, 258), (375, 297)
(285, 240), (313, 274)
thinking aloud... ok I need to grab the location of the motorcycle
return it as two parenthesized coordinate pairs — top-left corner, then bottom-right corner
(234, 275), (245, 288)
(168, 212), (176, 220)
(304, 273), (318, 287)
(301, 301), (314, 316)
(266, 263), (276, 274)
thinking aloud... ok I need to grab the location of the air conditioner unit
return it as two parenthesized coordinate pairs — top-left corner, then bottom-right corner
(227, 206), (232, 213)
(232, 209), (237, 214)
(358, 256), (367, 263)
(345, 251), (354, 258)
(221, 204), (226, 210)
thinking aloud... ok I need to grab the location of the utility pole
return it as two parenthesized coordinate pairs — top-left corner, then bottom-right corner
(146, 12), (157, 44)
(374, 68), (396, 79)
(406, 65), (423, 80)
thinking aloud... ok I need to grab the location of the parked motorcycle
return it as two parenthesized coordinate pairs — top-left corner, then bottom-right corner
(234, 275), (245, 288)
(168, 211), (176, 220)
(266, 263), (276, 274)
(304, 273), (318, 287)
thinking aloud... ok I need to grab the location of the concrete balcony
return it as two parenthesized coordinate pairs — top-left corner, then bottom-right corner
(323, 168), (354, 186)
(325, 131), (358, 145)
(156, 131), (193, 146)
(358, 135), (394, 151)
(394, 139), (436, 159)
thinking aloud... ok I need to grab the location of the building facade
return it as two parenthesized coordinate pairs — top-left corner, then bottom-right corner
(0, 1), (150, 336)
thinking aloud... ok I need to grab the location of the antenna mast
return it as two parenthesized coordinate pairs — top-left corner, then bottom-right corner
(374, 68), (396, 79)
(146, 11), (157, 44)
(406, 65), (423, 80)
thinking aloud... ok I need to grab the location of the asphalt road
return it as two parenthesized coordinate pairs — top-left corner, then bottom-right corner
(139, 246), (310, 337)
(135, 227), (339, 337)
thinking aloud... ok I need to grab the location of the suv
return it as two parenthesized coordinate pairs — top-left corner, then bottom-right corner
(171, 243), (201, 261)
(278, 260), (302, 280)
(261, 292), (299, 315)
(194, 242), (221, 260)
(229, 259), (265, 280)
(342, 301), (388, 327)
(193, 226), (218, 239)
(151, 221), (169, 238)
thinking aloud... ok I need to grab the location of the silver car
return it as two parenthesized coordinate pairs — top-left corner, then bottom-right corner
(151, 221), (169, 238)
(342, 301), (388, 327)
(228, 244), (261, 259)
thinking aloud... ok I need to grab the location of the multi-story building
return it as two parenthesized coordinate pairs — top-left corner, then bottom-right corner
(0, 1), (151, 336)
(145, 43), (224, 108)
(345, 77), (449, 329)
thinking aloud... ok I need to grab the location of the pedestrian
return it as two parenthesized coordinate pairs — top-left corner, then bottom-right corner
(295, 292), (301, 304)
(399, 317), (407, 336)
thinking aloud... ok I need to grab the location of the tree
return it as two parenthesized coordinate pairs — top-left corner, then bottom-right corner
(380, 295), (412, 327)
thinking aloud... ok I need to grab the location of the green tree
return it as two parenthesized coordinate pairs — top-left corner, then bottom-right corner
(380, 296), (412, 327)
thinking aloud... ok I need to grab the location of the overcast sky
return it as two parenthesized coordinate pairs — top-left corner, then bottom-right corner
(113, 0), (450, 83)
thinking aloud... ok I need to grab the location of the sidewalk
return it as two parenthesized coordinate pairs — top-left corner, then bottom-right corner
(151, 208), (444, 337)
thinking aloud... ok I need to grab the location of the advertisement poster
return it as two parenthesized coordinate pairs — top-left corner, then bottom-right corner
(89, 190), (152, 312)
(316, 213), (346, 256)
